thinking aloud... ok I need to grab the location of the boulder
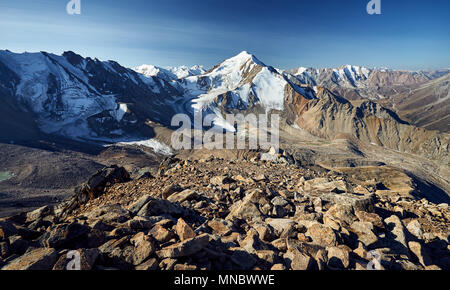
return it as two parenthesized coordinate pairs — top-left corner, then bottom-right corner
(85, 204), (130, 224)
(355, 211), (384, 228)
(156, 234), (210, 258)
(85, 229), (107, 248)
(8, 235), (29, 255)
(384, 215), (409, 255)
(406, 220), (424, 239)
(174, 264), (198, 270)
(161, 184), (183, 199)
(350, 221), (379, 247)
(53, 248), (100, 270)
(98, 236), (129, 255)
(320, 193), (374, 212)
(253, 174), (267, 182)
(159, 258), (177, 270)
(253, 223), (275, 242)
(265, 218), (296, 238)
(271, 196), (289, 207)
(136, 258), (159, 270)
(271, 263), (286, 270)
(226, 189), (266, 222)
(233, 175), (254, 183)
(260, 153), (281, 163)
(239, 229), (269, 253)
(323, 216), (341, 231)
(304, 178), (348, 193)
(111, 246), (138, 270)
(0, 242), (9, 258)
(127, 216), (155, 230)
(324, 204), (356, 226)
(208, 219), (233, 236)
(313, 197), (323, 212)
(2, 248), (58, 270)
(60, 166), (130, 216)
(167, 189), (199, 204)
(174, 218), (196, 241)
(327, 245), (351, 269)
(109, 226), (134, 238)
(256, 250), (278, 266)
(0, 221), (18, 241)
(42, 222), (90, 249)
(408, 241), (432, 267)
(130, 232), (155, 266)
(315, 249), (328, 270)
(306, 224), (337, 247)
(271, 238), (288, 252)
(80, 166), (130, 200)
(128, 195), (153, 216)
(26, 206), (54, 223)
(230, 249), (257, 269)
(90, 220), (114, 232)
(284, 249), (315, 270)
(148, 225), (175, 243)
(210, 176), (234, 186)
(137, 198), (185, 218)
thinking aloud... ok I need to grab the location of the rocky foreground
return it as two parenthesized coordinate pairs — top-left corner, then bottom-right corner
(0, 150), (449, 270)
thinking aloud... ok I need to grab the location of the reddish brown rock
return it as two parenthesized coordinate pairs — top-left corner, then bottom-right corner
(174, 218), (196, 241)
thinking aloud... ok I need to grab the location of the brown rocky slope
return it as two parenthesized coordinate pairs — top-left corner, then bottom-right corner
(1, 152), (448, 270)
(284, 86), (449, 164)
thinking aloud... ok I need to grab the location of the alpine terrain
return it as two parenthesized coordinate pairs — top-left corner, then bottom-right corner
(0, 50), (449, 271)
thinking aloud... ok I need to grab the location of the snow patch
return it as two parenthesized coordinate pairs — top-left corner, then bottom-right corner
(117, 139), (173, 156)
(252, 67), (286, 111)
(111, 103), (128, 122)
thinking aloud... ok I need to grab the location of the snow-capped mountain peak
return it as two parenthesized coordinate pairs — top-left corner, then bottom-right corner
(134, 64), (163, 77)
(165, 65), (205, 79)
(213, 51), (265, 73)
(0, 49), (315, 143)
(133, 64), (205, 81)
(0, 50), (184, 142)
(133, 64), (177, 81)
(177, 51), (315, 125)
(294, 67), (309, 75)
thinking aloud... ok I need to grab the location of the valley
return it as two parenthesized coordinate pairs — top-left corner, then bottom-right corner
(0, 49), (448, 217)
(0, 49), (448, 271)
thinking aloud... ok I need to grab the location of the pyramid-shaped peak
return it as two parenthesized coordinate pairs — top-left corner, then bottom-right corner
(216, 50), (265, 70)
(231, 50), (261, 62)
(236, 50), (252, 57)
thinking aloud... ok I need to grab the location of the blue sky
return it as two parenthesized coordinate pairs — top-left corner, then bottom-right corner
(0, 0), (449, 70)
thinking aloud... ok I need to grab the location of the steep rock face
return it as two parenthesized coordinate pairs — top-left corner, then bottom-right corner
(0, 50), (184, 140)
(388, 74), (450, 133)
(367, 70), (431, 88)
(174, 51), (315, 130)
(285, 88), (449, 162)
(287, 65), (371, 90)
(0, 59), (42, 141)
(0, 49), (448, 164)
(178, 51), (282, 110)
(286, 66), (449, 101)
(286, 66), (450, 133)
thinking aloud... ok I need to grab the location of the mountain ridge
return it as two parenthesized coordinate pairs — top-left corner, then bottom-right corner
(0, 49), (448, 163)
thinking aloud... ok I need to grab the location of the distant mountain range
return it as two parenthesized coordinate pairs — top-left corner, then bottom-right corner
(0, 49), (448, 162)
(133, 64), (205, 81)
(285, 65), (450, 131)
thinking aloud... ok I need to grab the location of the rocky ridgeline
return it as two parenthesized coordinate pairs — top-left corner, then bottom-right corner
(0, 151), (449, 270)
